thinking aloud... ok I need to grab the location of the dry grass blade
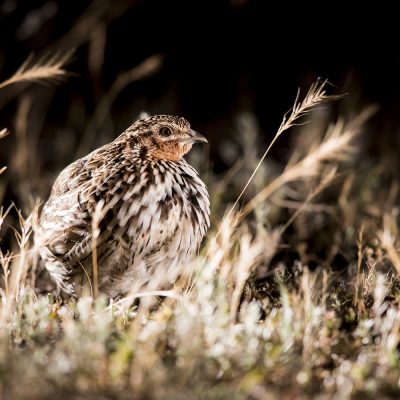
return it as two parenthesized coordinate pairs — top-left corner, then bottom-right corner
(378, 213), (400, 276)
(0, 50), (74, 90)
(354, 226), (364, 306)
(277, 80), (341, 134)
(0, 129), (8, 174)
(112, 290), (185, 312)
(0, 206), (13, 299)
(241, 106), (377, 218)
(0, 128), (10, 139)
(112, 54), (163, 93)
(0, 204), (13, 230)
(219, 79), (339, 233)
(91, 201), (107, 299)
(281, 166), (338, 232)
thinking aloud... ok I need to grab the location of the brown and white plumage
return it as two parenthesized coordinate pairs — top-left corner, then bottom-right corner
(36, 115), (210, 298)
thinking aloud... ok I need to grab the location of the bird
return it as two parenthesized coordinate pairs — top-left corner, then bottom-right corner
(36, 115), (210, 298)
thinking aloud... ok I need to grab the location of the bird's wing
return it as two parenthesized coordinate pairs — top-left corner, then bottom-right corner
(49, 158), (90, 197)
(40, 192), (118, 272)
(40, 141), (130, 277)
(50, 140), (114, 194)
(45, 222), (93, 262)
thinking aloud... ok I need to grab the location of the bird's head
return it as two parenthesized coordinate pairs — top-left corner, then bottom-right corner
(124, 115), (208, 161)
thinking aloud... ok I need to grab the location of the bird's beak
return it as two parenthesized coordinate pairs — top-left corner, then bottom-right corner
(184, 129), (208, 144)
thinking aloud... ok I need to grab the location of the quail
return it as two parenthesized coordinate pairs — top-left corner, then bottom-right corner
(36, 115), (210, 298)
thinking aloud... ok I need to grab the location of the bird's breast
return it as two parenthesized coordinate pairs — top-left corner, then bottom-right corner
(115, 160), (210, 260)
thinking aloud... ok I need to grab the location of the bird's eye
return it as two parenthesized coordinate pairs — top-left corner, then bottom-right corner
(159, 126), (172, 137)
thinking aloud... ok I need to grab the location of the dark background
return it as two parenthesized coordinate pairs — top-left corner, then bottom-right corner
(1, 0), (400, 194)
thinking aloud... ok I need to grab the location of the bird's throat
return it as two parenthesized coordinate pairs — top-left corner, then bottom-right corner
(147, 142), (192, 161)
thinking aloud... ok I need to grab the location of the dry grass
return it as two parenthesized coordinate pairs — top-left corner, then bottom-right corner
(221, 80), (338, 229)
(0, 50), (74, 90)
(1, 52), (400, 400)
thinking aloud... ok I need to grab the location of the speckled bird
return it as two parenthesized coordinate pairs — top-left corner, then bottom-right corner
(36, 115), (210, 298)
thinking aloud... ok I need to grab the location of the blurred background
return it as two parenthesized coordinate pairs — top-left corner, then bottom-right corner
(1, 0), (400, 208)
